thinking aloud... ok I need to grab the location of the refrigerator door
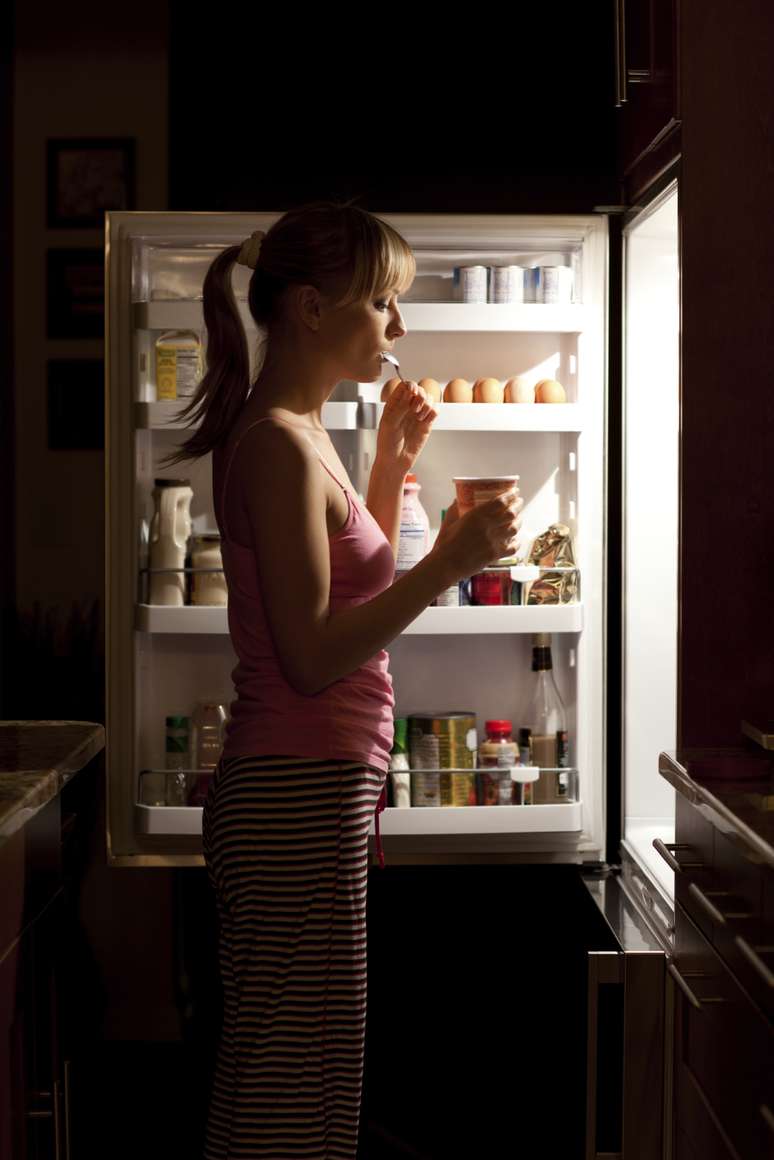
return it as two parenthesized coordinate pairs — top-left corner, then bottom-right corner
(618, 179), (681, 900)
(582, 869), (673, 1160)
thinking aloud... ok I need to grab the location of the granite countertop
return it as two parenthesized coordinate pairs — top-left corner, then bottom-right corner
(0, 721), (106, 842)
(659, 746), (774, 869)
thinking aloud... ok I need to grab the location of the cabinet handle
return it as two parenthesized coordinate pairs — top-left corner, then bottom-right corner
(734, 935), (774, 988)
(26, 1086), (62, 1159)
(687, 882), (753, 926)
(652, 838), (704, 873)
(63, 1059), (72, 1160)
(614, 0), (627, 106)
(666, 963), (727, 1009)
(761, 1103), (774, 1135)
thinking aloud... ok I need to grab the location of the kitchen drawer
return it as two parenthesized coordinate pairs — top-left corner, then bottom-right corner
(674, 793), (715, 941)
(673, 902), (774, 1159)
(711, 827), (774, 1021)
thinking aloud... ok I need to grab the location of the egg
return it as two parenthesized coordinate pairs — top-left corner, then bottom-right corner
(504, 376), (535, 403)
(380, 377), (403, 402)
(444, 378), (473, 403)
(535, 378), (567, 403)
(418, 377), (442, 403)
(473, 377), (504, 403)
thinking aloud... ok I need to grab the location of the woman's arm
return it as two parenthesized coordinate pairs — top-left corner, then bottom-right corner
(365, 456), (407, 559)
(238, 423), (457, 696)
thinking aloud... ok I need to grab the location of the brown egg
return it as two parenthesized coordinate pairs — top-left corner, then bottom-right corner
(535, 378), (567, 403)
(444, 378), (473, 403)
(380, 377), (403, 402)
(418, 377), (442, 403)
(504, 376), (535, 403)
(473, 377), (504, 403)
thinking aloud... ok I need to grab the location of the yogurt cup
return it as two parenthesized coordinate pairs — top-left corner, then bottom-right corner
(453, 475), (520, 517)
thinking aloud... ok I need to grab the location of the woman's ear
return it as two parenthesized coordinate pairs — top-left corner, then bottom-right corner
(293, 284), (324, 332)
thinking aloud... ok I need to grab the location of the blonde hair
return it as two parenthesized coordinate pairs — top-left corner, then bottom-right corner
(159, 200), (415, 468)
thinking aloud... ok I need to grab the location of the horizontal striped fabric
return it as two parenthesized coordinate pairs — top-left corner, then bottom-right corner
(202, 754), (386, 1159)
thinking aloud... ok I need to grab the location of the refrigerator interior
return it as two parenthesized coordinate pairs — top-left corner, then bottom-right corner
(621, 183), (680, 902)
(106, 212), (608, 866)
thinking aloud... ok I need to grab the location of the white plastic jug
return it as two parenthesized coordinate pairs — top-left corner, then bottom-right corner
(149, 479), (193, 605)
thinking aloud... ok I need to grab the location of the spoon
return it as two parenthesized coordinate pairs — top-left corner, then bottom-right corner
(380, 351), (404, 382)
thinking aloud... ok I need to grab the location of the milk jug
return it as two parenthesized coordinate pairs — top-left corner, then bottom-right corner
(149, 479), (193, 605)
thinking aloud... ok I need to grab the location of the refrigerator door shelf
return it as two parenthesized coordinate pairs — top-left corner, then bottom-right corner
(134, 801), (583, 838)
(135, 400), (359, 431)
(133, 300), (589, 335)
(134, 602), (585, 634)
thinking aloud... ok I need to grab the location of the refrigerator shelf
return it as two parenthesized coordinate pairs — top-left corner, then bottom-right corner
(134, 602), (584, 635)
(133, 300), (589, 335)
(357, 400), (585, 433)
(134, 801), (583, 837)
(135, 400), (359, 430)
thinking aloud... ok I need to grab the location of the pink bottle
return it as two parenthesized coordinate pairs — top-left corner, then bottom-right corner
(395, 473), (430, 581)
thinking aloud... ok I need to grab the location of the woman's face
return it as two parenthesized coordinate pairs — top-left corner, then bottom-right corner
(322, 286), (409, 382)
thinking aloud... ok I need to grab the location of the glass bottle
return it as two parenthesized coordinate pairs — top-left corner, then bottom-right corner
(188, 701), (227, 805)
(395, 474), (430, 581)
(523, 634), (569, 804)
(389, 717), (411, 808)
(165, 715), (190, 805)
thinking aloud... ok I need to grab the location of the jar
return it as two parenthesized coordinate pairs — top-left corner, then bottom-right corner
(478, 720), (518, 805)
(191, 534), (227, 605)
(395, 474), (430, 581)
(432, 508), (460, 606)
(188, 701), (227, 805)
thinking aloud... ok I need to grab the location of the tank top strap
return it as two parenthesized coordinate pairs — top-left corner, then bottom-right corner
(219, 415), (348, 542)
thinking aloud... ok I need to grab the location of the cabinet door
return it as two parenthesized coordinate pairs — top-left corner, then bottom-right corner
(616, 0), (680, 195)
(672, 902), (774, 1159)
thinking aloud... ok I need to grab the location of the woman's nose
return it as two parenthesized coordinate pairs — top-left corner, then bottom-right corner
(389, 310), (407, 339)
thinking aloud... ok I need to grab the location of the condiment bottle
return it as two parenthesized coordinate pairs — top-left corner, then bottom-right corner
(188, 701), (227, 806)
(479, 720), (518, 805)
(432, 508), (461, 606)
(165, 715), (190, 805)
(395, 474), (430, 581)
(389, 717), (411, 808)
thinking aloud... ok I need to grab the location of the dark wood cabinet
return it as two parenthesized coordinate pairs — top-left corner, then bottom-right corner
(615, 0), (680, 199)
(671, 791), (774, 1158)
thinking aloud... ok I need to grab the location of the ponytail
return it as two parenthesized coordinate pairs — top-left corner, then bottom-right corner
(158, 244), (256, 469)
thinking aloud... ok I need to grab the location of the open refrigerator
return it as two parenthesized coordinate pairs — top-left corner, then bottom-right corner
(106, 201), (681, 1156)
(106, 209), (609, 865)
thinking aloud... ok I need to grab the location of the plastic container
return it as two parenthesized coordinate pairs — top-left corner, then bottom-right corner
(389, 717), (411, 808)
(395, 474), (430, 580)
(478, 720), (519, 805)
(165, 715), (190, 805)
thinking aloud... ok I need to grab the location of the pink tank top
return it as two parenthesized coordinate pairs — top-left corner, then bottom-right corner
(214, 415), (397, 777)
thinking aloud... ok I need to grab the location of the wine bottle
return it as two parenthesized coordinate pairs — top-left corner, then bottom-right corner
(523, 634), (569, 803)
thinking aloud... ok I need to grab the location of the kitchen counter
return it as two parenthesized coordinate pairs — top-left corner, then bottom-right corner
(659, 746), (774, 869)
(0, 720), (106, 843)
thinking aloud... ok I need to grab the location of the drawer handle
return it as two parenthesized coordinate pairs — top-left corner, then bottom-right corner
(761, 1103), (774, 1135)
(734, 935), (774, 988)
(667, 963), (727, 1009)
(687, 883), (753, 926)
(652, 838), (705, 873)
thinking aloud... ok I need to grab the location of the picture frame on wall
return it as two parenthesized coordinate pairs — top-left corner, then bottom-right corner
(46, 248), (104, 339)
(46, 136), (136, 229)
(47, 360), (104, 450)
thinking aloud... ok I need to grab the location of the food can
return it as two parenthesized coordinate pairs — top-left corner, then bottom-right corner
(536, 266), (574, 304)
(453, 265), (489, 303)
(491, 265), (525, 303)
(408, 712), (477, 807)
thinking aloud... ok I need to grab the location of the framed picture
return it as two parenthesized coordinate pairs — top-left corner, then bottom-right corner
(47, 137), (136, 228)
(47, 360), (104, 450)
(46, 248), (104, 339)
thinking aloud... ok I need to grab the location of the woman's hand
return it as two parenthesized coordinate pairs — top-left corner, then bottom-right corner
(375, 381), (438, 474)
(431, 492), (525, 580)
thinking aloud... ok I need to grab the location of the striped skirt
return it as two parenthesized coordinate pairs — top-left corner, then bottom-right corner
(201, 754), (387, 1160)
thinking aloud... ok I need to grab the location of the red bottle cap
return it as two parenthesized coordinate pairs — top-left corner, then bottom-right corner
(405, 473), (418, 483)
(485, 720), (513, 734)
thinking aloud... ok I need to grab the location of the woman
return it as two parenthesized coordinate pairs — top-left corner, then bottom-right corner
(161, 201), (523, 1159)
